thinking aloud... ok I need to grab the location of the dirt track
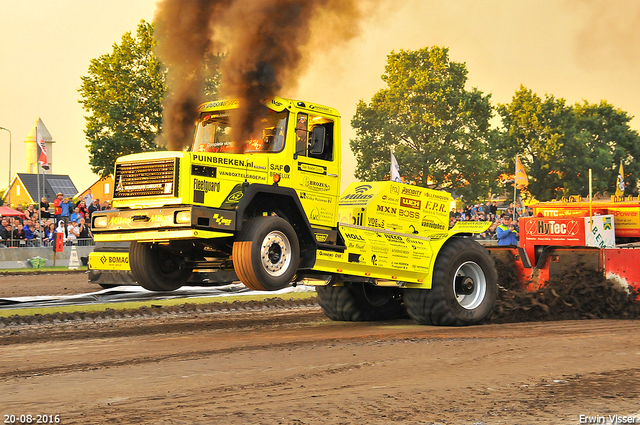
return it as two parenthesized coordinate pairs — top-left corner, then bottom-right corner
(0, 272), (96, 297)
(2, 274), (640, 424)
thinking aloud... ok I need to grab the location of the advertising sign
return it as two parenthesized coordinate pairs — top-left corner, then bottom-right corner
(584, 215), (615, 248)
(607, 206), (640, 237)
(338, 181), (452, 237)
(520, 215), (616, 264)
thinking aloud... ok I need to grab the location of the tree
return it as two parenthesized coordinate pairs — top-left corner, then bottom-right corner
(495, 86), (574, 201)
(572, 100), (640, 196)
(79, 21), (165, 177)
(496, 85), (640, 201)
(350, 47), (497, 200)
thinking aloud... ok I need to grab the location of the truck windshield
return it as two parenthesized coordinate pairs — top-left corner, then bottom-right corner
(192, 109), (288, 154)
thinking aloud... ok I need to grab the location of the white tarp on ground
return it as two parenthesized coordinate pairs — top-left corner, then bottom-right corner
(0, 283), (315, 309)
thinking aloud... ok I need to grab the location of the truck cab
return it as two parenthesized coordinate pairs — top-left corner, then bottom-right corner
(92, 97), (345, 291)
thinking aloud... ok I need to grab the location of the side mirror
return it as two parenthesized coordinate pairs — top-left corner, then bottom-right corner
(309, 126), (325, 155)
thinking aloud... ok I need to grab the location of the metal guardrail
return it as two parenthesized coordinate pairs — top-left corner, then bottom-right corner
(0, 238), (95, 248)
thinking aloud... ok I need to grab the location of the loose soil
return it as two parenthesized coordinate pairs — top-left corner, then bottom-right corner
(0, 271), (96, 297)
(2, 271), (640, 424)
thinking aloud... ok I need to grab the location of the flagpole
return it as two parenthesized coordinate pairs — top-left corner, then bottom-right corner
(36, 147), (41, 247)
(513, 155), (518, 215)
(35, 128), (44, 248)
(589, 168), (593, 236)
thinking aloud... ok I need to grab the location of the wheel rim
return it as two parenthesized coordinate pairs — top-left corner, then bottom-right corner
(155, 248), (183, 277)
(453, 261), (486, 310)
(260, 230), (291, 277)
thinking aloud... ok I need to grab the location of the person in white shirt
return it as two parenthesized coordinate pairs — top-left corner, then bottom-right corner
(83, 189), (94, 207)
(67, 220), (80, 243)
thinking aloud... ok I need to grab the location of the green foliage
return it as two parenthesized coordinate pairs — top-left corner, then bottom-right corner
(79, 21), (165, 177)
(79, 21), (224, 176)
(350, 47), (497, 201)
(203, 53), (225, 98)
(496, 85), (640, 201)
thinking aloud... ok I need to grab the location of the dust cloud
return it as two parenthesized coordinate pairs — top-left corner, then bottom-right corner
(569, 0), (640, 71)
(153, 0), (382, 151)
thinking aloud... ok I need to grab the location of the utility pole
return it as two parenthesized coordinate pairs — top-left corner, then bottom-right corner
(0, 126), (11, 205)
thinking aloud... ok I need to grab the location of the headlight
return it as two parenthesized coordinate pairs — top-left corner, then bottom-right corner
(175, 210), (191, 224)
(93, 216), (108, 228)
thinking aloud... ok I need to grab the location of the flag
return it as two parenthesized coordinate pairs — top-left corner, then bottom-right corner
(390, 151), (402, 183)
(36, 128), (50, 170)
(515, 156), (528, 189)
(615, 161), (624, 197)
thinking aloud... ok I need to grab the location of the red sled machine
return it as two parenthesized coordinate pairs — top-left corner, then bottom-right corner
(486, 196), (640, 295)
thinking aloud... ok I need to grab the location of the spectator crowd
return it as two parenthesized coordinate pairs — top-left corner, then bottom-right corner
(449, 201), (530, 244)
(0, 189), (112, 248)
(2, 192), (528, 248)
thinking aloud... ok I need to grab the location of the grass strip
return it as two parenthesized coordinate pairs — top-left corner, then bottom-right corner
(0, 266), (88, 274)
(0, 291), (318, 318)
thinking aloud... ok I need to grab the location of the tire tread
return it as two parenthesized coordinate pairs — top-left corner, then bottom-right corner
(403, 238), (497, 326)
(232, 216), (299, 291)
(316, 283), (403, 321)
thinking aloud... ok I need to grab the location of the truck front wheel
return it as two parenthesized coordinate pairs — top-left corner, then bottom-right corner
(403, 238), (497, 326)
(129, 242), (191, 291)
(233, 216), (300, 291)
(316, 282), (404, 321)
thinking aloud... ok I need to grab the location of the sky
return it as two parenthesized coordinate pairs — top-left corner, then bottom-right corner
(1, 0), (639, 194)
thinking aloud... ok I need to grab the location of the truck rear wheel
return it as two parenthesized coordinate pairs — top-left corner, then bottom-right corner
(316, 282), (404, 321)
(233, 216), (300, 291)
(403, 238), (497, 326)
(129, 242), (191, 291)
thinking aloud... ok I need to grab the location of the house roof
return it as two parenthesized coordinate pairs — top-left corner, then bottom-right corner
(15, 173), (78, 202)
(75, 174), (113, 198)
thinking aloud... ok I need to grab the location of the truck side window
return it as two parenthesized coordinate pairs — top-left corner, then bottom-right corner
(308, 116), (334, 161)
(295, 113), (308, 157)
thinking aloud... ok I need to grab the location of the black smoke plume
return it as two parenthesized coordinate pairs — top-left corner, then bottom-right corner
(154, 0), (377, 151)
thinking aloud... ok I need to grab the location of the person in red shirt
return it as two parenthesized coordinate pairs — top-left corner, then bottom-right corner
(77, 201), (88, 219)
(53, 192), (64, 222)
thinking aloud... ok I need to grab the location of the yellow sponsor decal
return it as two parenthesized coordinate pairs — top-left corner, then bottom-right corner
(89, 253), (130, 271)
(450, 220), (491, 233)
(199, 99), (240, 110)
(108, 214), (173, 226)
(315, 233), (329, 242)
(95, 229), (233, 242)
(212, 213), (233, 227)
(299, 163), (326, 174)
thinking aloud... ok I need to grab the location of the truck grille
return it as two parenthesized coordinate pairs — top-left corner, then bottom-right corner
(113, 158), (179, 198)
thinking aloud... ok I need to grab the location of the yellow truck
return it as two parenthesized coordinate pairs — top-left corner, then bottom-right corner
(91, 97), (497, 325)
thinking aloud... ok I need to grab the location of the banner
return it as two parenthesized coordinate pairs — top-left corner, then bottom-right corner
(390, 151), (402, 183)
(515, 156), (528, 188)
(615, 161), (624, 197)
(36, 128), (49, 170)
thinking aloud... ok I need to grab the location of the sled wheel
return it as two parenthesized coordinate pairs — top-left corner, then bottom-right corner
(129, 241), (190, 291)
(403, 238), (497, 326)
(316, 282), (404, 321)
(233, 216), (300, 291)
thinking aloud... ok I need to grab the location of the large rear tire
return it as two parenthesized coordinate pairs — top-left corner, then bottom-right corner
(403, 238), (497, 326)
(129, 242), (191, 291)
(233, 216), (300, 291)
(316, 282), (404, 321)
